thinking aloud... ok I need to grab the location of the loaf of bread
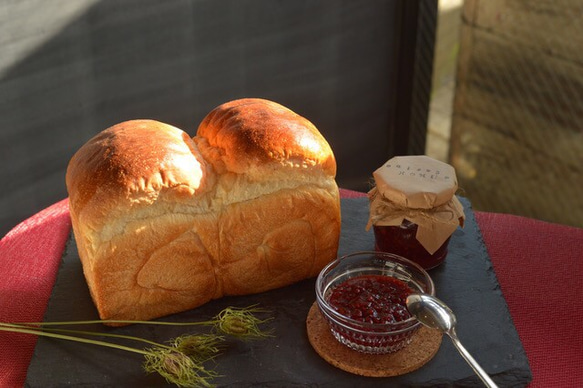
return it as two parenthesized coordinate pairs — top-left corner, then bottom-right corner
(66, 98), (341, 322)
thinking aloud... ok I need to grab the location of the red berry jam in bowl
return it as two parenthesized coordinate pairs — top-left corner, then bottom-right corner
(328, 275), (413, 324)
(315, 251), (434, 354)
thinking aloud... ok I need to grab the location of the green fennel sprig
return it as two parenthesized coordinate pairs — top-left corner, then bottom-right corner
(0, 323), (219, 387)
(213, 306), (273, 340)
(0, 305), (272, 388)
(172, 333), (225, 363)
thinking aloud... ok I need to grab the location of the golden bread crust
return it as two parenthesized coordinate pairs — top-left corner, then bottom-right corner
(66, 99), (340, 322)
(196, 98), (336, 177)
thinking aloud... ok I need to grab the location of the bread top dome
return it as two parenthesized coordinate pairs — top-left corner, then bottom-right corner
(196, 98), (336, 179)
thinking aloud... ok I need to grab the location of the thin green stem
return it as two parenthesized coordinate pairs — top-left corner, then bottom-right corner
(1, 322), (166, 347)
(13, 319), (213, 326)
(37, 327), (171, 350)
(0, 325), (151, 356)
(12, 305), (269, 329)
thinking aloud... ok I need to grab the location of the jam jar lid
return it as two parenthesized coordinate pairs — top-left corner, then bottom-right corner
(372, 155), (458, 209)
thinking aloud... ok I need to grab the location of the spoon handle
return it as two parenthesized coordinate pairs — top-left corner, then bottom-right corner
(448, 330), (499, 388)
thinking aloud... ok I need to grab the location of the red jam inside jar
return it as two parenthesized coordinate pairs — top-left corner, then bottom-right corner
(373, 220), (450, 270)
(328, 275), (413, 325)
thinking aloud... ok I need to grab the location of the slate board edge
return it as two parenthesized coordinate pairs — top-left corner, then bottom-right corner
(465, 203), (533, 385)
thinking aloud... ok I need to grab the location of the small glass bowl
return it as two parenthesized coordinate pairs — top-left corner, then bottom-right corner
(315, 251), (435, 354)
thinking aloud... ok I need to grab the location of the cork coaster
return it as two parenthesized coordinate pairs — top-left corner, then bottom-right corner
(306, 302), (442, 377)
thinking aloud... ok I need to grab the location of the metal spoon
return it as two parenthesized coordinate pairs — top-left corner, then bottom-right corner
(406, 293), (499, 388)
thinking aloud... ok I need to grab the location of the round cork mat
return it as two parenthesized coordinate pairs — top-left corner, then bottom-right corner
(306, 302), (443, 377)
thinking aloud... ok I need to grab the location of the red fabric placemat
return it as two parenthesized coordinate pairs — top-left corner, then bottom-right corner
(1, 190), (581, 387)
(0, 198), (71, 387)
(475, 212), (583, 388)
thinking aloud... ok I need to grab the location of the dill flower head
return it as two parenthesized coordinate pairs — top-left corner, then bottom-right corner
(143, 348), (218, 388)
(172, 333), (224, 362)
(214, 306), (273, 340)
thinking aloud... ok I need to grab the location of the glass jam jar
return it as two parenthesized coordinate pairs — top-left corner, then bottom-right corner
(367, 156), (465, 270)
(373, 220), (451, 270)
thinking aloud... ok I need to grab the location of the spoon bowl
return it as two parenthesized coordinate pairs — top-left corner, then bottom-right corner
(406, 293), (499, 388)
(406, 293), (456, 333)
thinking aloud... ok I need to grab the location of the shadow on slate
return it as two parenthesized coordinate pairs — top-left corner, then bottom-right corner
(25, 197), (532, 387)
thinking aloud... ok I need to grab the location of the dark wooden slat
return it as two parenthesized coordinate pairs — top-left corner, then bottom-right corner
(0, 0), (435, 235)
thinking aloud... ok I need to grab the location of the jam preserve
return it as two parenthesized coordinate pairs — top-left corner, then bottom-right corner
(328, 275), (413, 325)
(374, 220), (450, 270)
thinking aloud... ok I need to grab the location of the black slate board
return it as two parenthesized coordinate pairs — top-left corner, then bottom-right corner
(25, 198), (532, 387)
